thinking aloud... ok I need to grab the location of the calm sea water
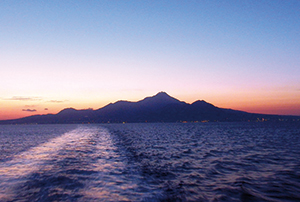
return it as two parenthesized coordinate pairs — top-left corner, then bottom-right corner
(0, 122), (299, 201)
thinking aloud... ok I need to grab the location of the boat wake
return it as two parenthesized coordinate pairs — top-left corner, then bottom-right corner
(0, 126), (159, 201)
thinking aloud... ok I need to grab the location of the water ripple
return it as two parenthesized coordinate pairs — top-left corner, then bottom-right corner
(0, 122), (300, 201)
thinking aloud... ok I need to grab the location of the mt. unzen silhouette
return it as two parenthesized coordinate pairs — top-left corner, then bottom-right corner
(0, 92), (298, 124)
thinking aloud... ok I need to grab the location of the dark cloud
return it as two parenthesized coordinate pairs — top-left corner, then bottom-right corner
(44, 108), (48, 110)
(22, 109), (37, 112)
(5, 96), (42, 101)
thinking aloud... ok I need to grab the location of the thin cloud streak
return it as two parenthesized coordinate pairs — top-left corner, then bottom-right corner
(47, 100), (68, 103)
(25, 105), (36, 107)
(4, 96), (42, 101)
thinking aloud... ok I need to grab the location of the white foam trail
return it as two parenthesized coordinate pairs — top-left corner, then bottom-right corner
(81, 127), (160, 201)
(0, 126), (97, 200)
(80, 127), (134, 201)
(0, 126), (157, 201)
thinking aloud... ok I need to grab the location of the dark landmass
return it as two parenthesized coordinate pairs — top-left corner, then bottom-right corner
(1, 92), (299, 124)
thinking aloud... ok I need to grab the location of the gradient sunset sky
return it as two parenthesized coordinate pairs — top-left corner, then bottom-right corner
(1, 0), (300, 120)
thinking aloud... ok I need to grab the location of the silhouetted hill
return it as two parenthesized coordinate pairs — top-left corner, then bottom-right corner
(0, 92), (299, 124)
(137, 92), (185, 107)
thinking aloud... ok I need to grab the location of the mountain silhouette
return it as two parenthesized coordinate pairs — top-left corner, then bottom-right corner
(0, 92), (299, 124)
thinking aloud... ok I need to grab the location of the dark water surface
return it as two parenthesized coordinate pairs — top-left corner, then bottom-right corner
(0, 122), (299, 201)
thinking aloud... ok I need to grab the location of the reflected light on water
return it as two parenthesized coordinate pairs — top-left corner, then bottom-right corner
(0, 127), (96, 199)
(1, 123), (299, 201)
(0, 126), (154, 201)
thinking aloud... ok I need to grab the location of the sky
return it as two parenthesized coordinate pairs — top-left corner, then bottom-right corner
(1, 0), (300, 120)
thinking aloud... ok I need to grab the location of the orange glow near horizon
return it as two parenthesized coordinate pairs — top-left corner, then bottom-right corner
(1, 90), (300, 121)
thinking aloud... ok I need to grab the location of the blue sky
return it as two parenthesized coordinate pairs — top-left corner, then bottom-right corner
(1, 0), (300, 119)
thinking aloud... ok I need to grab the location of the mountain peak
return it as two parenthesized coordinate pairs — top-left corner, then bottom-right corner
(191, 100), (216, 108)
(58, 108), (77, 113)
(155, 91), (170, 97)
(139, 92), (183, 106)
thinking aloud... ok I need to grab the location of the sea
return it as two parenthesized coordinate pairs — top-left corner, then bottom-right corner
(0, 122), (299, 202)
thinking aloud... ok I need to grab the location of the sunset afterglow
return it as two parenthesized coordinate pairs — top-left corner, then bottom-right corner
(1, 1), (300, 120)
